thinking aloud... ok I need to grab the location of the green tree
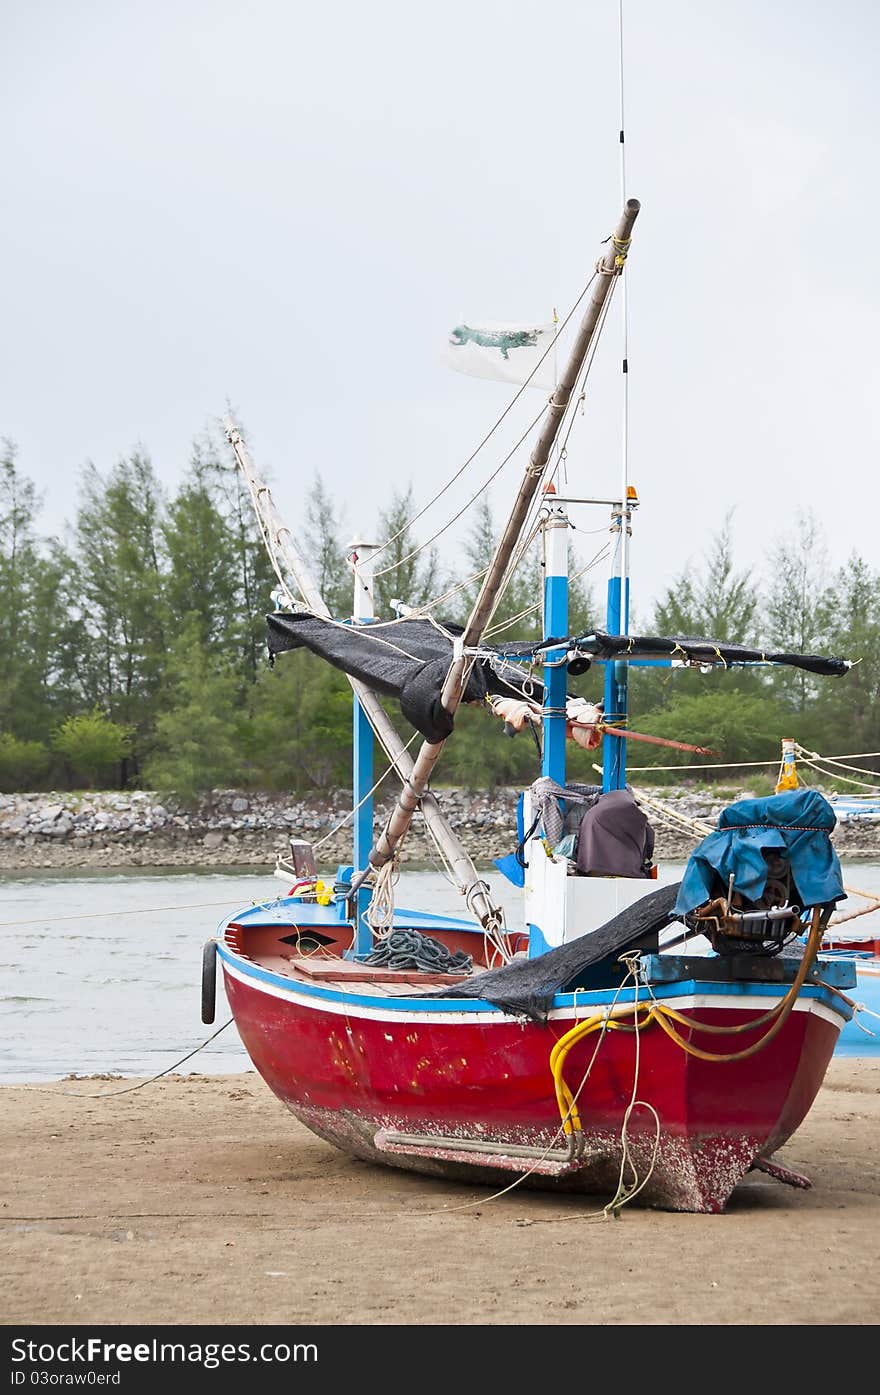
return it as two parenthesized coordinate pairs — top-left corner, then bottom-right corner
(452, 492), (578, 642)
(629, 689), (789, 780)
(0, 442), (77, 742)
(244, 651), (352, 792)
(297, 475), (351, 618)
(144, 618), (245, 803)
(762, 509), (831, 715)
(372, 486), (442, 619)
(51, 708), (134, 788)
(205, 431), (277, 684)
(636, 512), (764, 726)
(653, 512), (758, 643)
(0, 733), (51, 792)
(436, 701), (543, 788)
(451, 496), (532, 633)
(72, 452), (168, 782)
(162, 445), (243, 658)
(0, 441), (36, 730)
(811, 557), (880, 762)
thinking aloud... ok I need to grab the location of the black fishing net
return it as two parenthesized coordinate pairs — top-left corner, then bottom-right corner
(428, 881), (680, 1022)
(267, 613), (848, 744)
(267, 613), (544, 742)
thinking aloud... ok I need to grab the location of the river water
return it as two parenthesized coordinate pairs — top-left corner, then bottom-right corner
(2, 861), (878, 1082)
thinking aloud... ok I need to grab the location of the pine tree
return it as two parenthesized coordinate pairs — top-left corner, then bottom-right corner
(245, 652), (353, 792)
(372, 486), (442, 619)
(813, 557), (880, 761)
(162, 444), (243, 658)
(763, 509), (831, 714)
(144, 617), (245, 802)
(453, 493), (542, 638)
(652, 512), (758, 643)
(297, 474), (351, 617)
(636, 512), (763, 731)
(0, 441), (77, 746)
(71, 451), (168, 783)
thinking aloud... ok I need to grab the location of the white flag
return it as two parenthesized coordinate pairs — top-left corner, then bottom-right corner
(443, 319), (556, 391)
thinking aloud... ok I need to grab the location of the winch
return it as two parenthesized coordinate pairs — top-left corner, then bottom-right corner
(688, 850), (802, 956)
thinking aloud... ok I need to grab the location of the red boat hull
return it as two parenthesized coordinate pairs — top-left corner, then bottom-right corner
(221, 955), (845, 1213)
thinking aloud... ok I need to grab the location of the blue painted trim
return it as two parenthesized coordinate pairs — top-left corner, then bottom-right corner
(353, 695), (374, 955)
(542, 570), (568, 786)
(217, 942), (853, 1021)
(603, 575), (629, 792)
(231, 900), (349, 927)
(227, 899), (481, 933)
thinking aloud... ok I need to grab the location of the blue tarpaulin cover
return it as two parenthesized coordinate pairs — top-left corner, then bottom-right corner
(673, 789), (845, 916)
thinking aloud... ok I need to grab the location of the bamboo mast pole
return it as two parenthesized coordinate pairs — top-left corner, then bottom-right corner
(353, 199), (641, 907)
(222, 420), (496, 918)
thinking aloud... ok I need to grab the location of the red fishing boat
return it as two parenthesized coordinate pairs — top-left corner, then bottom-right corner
(206, 198), (857, 1213)
(215, 890), (855, 1213)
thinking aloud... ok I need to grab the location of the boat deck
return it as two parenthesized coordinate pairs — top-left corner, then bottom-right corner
(245, 951), (473, 996)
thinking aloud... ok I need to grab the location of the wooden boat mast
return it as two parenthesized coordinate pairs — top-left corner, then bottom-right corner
(351, 198), (641, 913)
(223, 420), (501, 926)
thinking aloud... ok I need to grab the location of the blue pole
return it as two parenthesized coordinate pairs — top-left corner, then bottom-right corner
(542, 502), (569, 787)
(603, 503), (630, 792)
(348, 539), (377, 955)
(352, 697), (374, 952)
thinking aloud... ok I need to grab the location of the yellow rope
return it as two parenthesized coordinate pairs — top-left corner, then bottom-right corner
(549, 909), (824, 1131)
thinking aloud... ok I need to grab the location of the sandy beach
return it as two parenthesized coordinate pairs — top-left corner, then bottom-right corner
(2, 1060), (878, 1327)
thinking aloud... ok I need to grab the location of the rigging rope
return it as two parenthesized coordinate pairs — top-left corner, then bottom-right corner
(457, 282), (620, 655)
(14, 1019), (235, 1098)
(794, 744), (880, 791)
(630, 786), (714, 837)
(483, 540), (613, 639)
(309, 731), (422, 851)
(371, 402), (547, 580)
(626, 744), (880, 778)
(367, 270), (601, 569)
(366, 858), (400, 937)
(551, 909), (825, 1139)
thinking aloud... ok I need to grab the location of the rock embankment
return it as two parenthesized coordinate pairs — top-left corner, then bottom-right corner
(1, 786), (878, 872)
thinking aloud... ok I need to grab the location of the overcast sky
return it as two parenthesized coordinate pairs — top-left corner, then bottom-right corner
(3, 0), (879, 621)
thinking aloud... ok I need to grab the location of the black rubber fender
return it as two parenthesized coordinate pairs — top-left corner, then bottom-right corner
(201, 939), (217, 1024)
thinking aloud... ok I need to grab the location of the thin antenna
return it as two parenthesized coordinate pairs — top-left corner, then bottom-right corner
(617, 0), (630, 633)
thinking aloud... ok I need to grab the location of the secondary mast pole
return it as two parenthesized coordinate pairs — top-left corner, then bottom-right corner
(602, 493), (632, 791)
(541, 489), (569, 785)
(349, 536), (377, 954)
(355, 199), (641, 905)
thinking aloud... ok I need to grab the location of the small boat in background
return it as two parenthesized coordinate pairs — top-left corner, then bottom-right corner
(822, 891), (880, 1057)
(205, 198), (863, 1213)
(829, 795), (880, 824)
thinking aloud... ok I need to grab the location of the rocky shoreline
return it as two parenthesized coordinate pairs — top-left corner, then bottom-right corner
(2, 785), (879, 872)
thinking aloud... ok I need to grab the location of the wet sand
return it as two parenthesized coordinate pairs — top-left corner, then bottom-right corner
(2, 1061), (878, 1327)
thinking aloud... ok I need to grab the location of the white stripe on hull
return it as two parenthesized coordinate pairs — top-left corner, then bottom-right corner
(220, 954), (848, 1032)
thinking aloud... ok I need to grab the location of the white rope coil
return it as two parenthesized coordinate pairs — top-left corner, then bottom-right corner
(366, 859), (399, 938)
